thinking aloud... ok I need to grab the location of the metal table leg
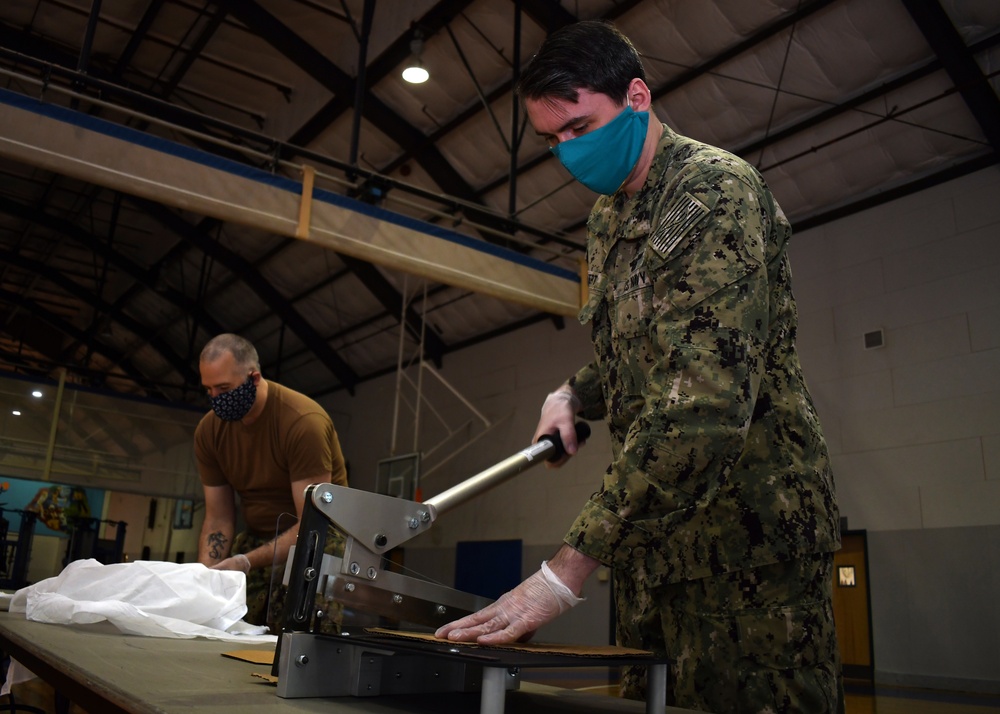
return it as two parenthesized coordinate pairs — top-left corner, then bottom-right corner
(480, 666), (508, 714)
(646, 663), (667, 714)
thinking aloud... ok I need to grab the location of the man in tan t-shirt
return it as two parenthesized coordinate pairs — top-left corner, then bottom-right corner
(194, 333), (348, 632)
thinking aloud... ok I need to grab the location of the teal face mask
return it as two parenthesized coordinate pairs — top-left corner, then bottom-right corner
(550, 106), (649, 195)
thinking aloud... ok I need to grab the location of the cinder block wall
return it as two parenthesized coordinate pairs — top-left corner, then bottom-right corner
(790, 165), (1000, 692)
(326, 166), (1000, 687)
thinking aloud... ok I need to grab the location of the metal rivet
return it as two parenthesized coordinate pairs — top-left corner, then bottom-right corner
(392, 594), (403, 604)
(435, 605), (447, 616)
(419, 510), (430, 522)
(321, 491), (333, 503)
(344, 583), (355, 592)
(296, 655), (309, 666)
(367, 567), (378, 580)
(408, 517), (420, 529)
(375, 534), (388, 547)
(303, 567), (316, 581)
(349, 562), (361, 575)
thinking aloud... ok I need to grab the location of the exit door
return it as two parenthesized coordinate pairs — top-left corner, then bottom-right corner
(832, 530), (874, 680)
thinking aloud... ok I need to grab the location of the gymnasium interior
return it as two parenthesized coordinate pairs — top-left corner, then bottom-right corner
(0, 1), (998, 712)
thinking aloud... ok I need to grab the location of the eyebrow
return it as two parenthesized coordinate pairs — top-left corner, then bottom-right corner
(203, 380), (233, 389)
(535, 113), (591, 138)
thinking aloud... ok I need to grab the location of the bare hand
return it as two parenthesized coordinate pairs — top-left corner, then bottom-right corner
(533, 389), (582, 468)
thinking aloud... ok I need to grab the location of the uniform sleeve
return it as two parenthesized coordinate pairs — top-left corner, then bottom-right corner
(284, 412), (348, 486)
(568, 361), (607, 421)
(564, 169), (773, 574)
(568, 196), (613, 422)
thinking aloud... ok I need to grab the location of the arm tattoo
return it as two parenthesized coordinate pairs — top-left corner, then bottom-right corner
(207, 531), (229, 560)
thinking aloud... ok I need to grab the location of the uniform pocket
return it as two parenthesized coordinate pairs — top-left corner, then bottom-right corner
(736, 600), (839, 712)
(737, 601), (836, 669)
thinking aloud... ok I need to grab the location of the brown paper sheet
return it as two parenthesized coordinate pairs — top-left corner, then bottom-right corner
(365, 628), (654, 658)
(221, 649), (275, 665)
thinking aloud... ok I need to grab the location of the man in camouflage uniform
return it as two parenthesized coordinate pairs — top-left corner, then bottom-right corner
(437, 21), (843, 713)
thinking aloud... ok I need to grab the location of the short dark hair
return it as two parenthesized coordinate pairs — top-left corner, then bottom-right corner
(515, 20), (645, 105)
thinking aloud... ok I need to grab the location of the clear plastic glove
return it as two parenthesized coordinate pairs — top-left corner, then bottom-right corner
(435, 561), (583, 645)
(533, 389), (582, 468)
(210, 553), (251, 574)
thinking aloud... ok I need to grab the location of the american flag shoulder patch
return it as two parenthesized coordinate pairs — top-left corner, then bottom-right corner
(649, 193), (710, 257)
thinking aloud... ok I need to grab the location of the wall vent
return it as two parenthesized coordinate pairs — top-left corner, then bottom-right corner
(863, 329), (885, 350)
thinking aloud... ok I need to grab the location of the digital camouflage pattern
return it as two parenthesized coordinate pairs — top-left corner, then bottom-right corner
(615, 553), (844, 712)
(565, 123), (840, 586)
(562, 124), (842, 710)
(235, 526), (345, 635)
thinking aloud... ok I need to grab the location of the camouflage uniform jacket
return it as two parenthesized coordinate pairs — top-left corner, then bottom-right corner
(564, 124), (840, 588)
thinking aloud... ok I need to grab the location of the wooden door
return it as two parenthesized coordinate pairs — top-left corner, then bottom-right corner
(832, 530), (874, 679)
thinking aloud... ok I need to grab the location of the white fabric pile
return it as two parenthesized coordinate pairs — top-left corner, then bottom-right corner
(2, 558), (277, 694)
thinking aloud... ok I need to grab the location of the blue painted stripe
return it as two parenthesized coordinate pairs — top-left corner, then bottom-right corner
(0, 87), (579, 284)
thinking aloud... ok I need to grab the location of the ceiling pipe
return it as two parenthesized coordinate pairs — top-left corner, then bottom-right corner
(508, 0), (521, 220)
(76, 0), (103, 75)
(348, 0), (376, 179)
(900, 0), (1000, 156)
(445, 25), (507, 152)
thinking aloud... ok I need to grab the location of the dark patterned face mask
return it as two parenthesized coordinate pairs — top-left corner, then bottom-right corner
(210, 374), (257, 422)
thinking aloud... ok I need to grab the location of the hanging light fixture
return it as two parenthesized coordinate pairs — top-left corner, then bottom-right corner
(402, 29), (429, 84)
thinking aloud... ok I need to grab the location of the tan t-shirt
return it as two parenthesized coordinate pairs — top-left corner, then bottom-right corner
(194, 381), (348, 534)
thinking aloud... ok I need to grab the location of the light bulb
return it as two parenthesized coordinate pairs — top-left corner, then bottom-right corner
(403, 63), (429, 84)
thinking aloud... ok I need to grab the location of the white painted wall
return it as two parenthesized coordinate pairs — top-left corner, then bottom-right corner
(791, 166), (1000, 533)
(789, 165), (1000, 691)
(325, 165), (1000, 688)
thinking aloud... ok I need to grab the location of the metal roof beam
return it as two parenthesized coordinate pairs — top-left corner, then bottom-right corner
(222, 0), (524, 245)
(0, 194), (229, 338)
(900, 0), (1000, 155)
(111, 0), (167, 76)
(287, 0), (478, 147)
(0, 248), (199, 385)
(133, 198), (361, 394)
(0, 288), (167, 398)
(338, 255), (446, 368)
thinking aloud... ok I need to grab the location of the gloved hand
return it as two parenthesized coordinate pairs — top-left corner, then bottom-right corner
(533, 388), (582, 467)
(435, 561), (584, 645)
(210, 553), (251, 574)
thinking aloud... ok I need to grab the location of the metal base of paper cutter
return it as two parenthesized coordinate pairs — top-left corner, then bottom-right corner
(275, 632), (668, 714)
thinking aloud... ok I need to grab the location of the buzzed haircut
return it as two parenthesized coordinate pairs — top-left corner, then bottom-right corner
(515, 20), (645, 106)
(200, 334), (260, 372)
